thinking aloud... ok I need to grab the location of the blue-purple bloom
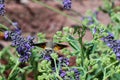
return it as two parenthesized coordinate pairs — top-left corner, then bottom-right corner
(59, 68), (80, 80)
(63, 0), (71, 10)
(93, 27), (97, 34)
(102, 33), (120, 60)
(4, 27), (34, 62)
(0, 0), (5, 16)
(81, 16), (94, 25)
(71, 68), (80, 80)
(12, 22), (20, 29)
(59, 70), (66, 78)
(58, 57), (69, 67)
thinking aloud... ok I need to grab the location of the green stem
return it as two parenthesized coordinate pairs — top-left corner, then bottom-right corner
(90, 69), (102, 79)
(33, 0), (81, 24)
(56, 74), (63, 80)
(8, 60), (20, 80)
(0, 24), (9, 30)
(1, 74), (6, 80)
(78, 37), (85, 66)
(91, 60), (119, 79)
(3, 15), (13, 25)
(34, 61), (38, 80)
(54, 59), (59, 74)
(103, 60), (119, 80)
(22, 72), (26, 80)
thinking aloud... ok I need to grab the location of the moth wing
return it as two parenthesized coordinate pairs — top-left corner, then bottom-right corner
(33, 42), (47, 49)
(54, 43), (68, 51)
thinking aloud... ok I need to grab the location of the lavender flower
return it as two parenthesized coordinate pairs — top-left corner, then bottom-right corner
(58, 57), (69, 67)
(102, 33), (114, 48)
(59, 70), (66, 78)
(63, 0), (71, 10)
(12, 22), (20, 30)
(59, 68), (80, 80)
(71, 68), (80, 80)
(0, 0), (5, 16)
(102, 33), (120, 60)
(4, 28), (34, 62)
(81, 16), (94, 25)
(93, 27), (97, 34)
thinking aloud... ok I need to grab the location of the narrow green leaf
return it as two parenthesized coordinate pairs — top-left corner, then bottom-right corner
(111, 73), (120, 80)
(0, 24), (9, 31)
(67, 35), (80, 51)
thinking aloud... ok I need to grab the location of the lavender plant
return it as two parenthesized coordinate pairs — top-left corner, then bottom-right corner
(63, 0), (72, 10)
(0, 0), (120, 80)
(0, 0), (5, 16)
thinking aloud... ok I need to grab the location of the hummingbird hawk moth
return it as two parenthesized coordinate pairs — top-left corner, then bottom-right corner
(33, 40), (68, 51)
(33, 41), (76, 66)
(33, 40), (68, 56)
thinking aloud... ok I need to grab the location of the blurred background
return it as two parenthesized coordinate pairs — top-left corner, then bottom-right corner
(0, 0), (120, 47)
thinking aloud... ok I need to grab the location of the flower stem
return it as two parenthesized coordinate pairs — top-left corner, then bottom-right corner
(54, 59), (59, 74)
(103, 60), (119, 80)
(33, 61), (38, 80)
(8, 60), (20, 80)
(22, 72), (26, 80)
(78, 35), (85, 66)
(56, 74), (63, 80)
(3, 15), (17, 28)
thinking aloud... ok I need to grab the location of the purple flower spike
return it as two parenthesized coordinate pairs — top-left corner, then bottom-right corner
(58, 57), (69, 67)
(102, 33), (120, 60)
(63, 0), (71, 10)
(81, 16), (94, 25)
(4, 31), (9, 39)
(71, 68), (80, 80)
(12, 22), (19, 27)
(4, 28), (34, 62)
(93, 27), (97, 34)
(44, 56), (51, 61)
(19, 53), (31, 62)
(116, 53), (120, 60)
(59, 70), (66, 78)
(0, 0), (5, 16)
(102, 33), (114, 41)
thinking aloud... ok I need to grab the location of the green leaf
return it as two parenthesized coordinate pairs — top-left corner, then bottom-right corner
(111, 73), (120, 80)
(0, 24), (9, 31)
(8, 69), (20, 80)
(67, 35), (80, 51)
(0, 65), (5, 73)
